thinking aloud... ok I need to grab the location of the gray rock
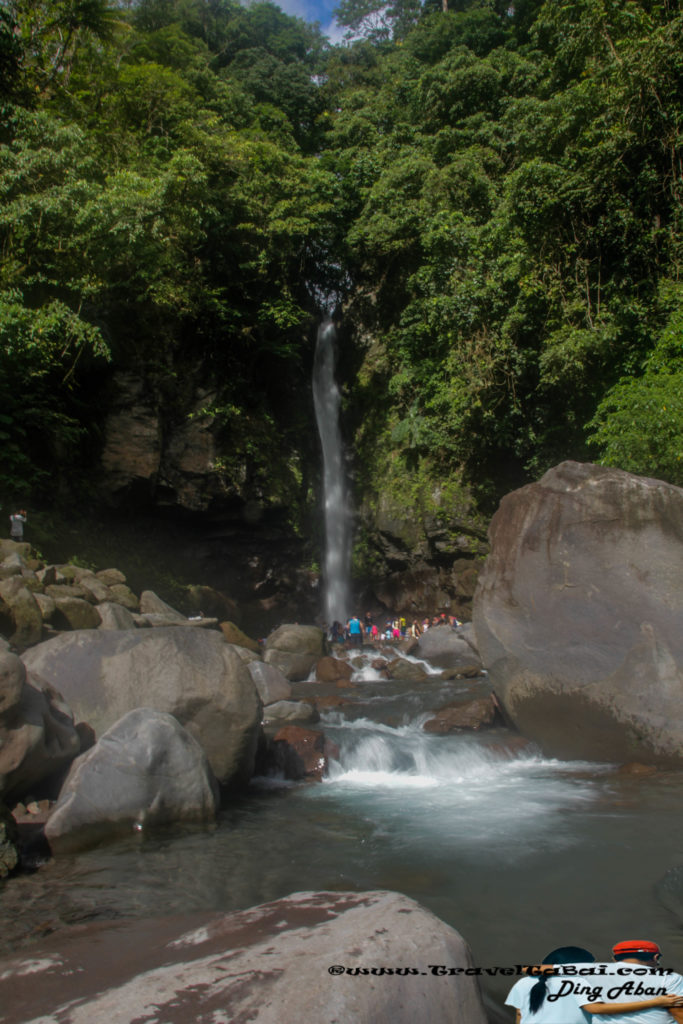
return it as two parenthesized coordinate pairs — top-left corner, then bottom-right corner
(77, 575), (114, 604)
(45, 708), (219, 853)
(232, 644), (261, 665)
(52, 596), (102, 631)
(0, 554), (24, 578)
(0, 540), (30, 562)
(248, 660), (292, 704)
(108, 583), (139, 611)
(96, 601), (137, 630)
(36, 565), (63, 587)
(473, 461), (683, 764)
(0, 654), (80, 803)
(384, 657), (428, 682)
(33, 592), (56, 624)
(262, 700), (318, 725)
(0, 890), (487, 1023)
(95, 568), (127, 586)
(139, 590), (185, 620)
(264, 624), (326, 681)
(45, 583), (93, 603)
(133, 612), (219, 629)
(457, 621), (479, 653)
(0, 651), (25, 718)
(22, 628), (262, 786)
(416, 624), (483, 672)
(0, 801), (18, 878)
(0, 577), (43, 648)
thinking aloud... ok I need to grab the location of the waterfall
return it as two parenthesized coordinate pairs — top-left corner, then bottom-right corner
(312, 318), (351, 625)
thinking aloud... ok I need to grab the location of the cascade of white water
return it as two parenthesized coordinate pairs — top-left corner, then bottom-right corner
(312, 318), (351, 625)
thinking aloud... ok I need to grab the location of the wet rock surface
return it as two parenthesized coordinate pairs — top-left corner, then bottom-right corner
(0, 890), (487, 1024)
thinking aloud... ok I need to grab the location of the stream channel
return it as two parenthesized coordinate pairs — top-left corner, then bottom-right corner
(3, 645), (683, 1017)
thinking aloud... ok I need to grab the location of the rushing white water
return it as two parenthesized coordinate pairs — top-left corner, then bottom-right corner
(312, 318), (351, 624)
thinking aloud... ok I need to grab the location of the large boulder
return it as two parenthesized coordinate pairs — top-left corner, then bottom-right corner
(0, 652), (80, 803)
(264, 624), (326, 681)
(22, 629), (261, 786)
(415, 624), (482, 672)
(45, 708), (219, 853)
(0, 890), (487, 1023)
(473, 461), (683, 764)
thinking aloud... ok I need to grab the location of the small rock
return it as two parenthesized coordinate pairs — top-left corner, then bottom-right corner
(52, 596), (101, 631)
(220, 622), (260, 653)
(263, 700), (318, 725)
(617, 762), (659, 776)
(270, 725), (329, 780)
(95, 568), (127, 586)
(315, 656), (352, 683)
(139, 590), (185, 620)
(97, 602), (137, 630)
(108, 584), (139, 611)
(423, 697), (500, 734)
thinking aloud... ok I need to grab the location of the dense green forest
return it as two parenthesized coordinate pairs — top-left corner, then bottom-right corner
(1, 0), (682, 537)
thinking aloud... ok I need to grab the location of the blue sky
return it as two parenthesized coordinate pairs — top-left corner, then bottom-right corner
(274, 0), (346, 42)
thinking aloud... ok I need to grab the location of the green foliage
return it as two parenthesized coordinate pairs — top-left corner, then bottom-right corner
(588, 289), (683, 484)
(2, 0), (683, 521)
(0, 289), (110, 498)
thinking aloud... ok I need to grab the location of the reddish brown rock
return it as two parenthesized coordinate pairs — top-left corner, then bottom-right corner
(617, 762), (659, 776)
(271, 726), (328, 780)
(423, 697), (501, 734)
(315, 656), (352, 683)
(0, 891), (487, 1024)
(314, 696), (350, 710)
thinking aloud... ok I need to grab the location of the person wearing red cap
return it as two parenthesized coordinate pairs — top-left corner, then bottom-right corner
(577, 941), (683, 1023)
(506, 946), (683, 1023)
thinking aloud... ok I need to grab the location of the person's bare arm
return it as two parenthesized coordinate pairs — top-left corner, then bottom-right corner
(586, 995), (683, 1015)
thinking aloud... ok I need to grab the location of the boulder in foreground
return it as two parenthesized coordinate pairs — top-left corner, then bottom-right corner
(0, 890), (487, 1024)
(473, 461), (683, 764)
(46, 708), (219, 853)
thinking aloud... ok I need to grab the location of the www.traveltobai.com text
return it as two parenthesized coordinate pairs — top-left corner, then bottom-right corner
(327, 965), (676, 977)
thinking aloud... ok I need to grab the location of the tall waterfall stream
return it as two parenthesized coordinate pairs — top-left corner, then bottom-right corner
(4, 646), (683, 1015)
(312, 318), (351, 625)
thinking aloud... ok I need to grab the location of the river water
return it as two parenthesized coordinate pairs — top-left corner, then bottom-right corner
(3, 648), (683, 1018)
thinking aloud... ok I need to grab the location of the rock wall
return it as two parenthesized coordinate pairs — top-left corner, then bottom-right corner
(473, 461), (683, 764)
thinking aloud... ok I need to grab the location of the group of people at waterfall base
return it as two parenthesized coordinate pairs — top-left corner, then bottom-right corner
(327, 610), (463, 645)
(507, 941), (683, 1023)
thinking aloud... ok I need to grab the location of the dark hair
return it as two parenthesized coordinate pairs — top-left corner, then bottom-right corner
(529, 947), (595, 1014)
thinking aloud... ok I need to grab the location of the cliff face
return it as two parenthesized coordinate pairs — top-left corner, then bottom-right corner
(92, 360), (489, 623)
(99, 373), (227, 512)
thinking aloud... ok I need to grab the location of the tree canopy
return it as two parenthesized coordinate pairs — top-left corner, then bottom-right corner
(1, 0), (681, 518)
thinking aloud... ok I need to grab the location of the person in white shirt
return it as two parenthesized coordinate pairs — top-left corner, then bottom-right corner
(506, 945), (683, 1023)
(579, 941), (683, 1023)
